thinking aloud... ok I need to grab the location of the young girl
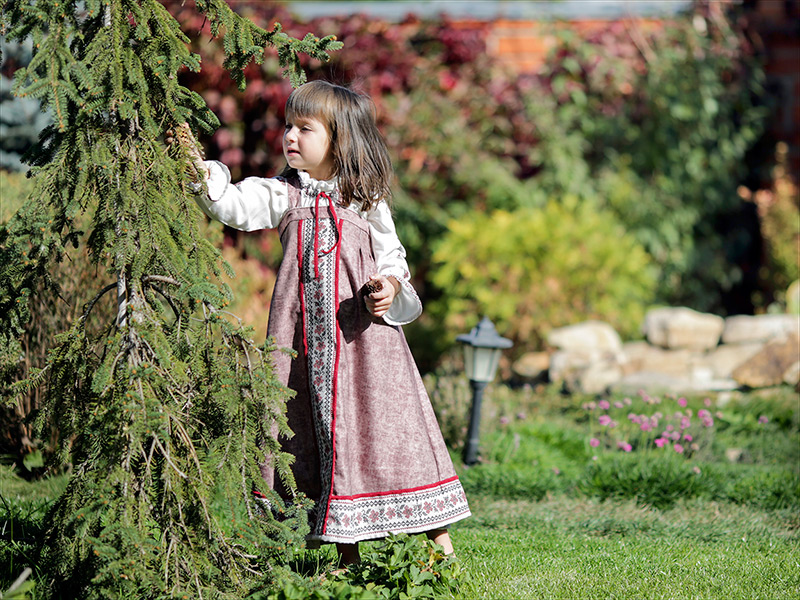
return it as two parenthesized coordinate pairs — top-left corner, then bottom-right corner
(187, 80), (469, 565)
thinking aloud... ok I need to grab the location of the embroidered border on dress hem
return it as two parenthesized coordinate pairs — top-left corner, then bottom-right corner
(308, 509), (471, 544)
(320, 477), (470, 542)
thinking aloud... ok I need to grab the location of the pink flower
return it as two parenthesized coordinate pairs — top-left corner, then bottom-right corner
(680, 416), (691, 430)
(678, 397), (688, 407)
(623, 397), (632, 406)
(640, 423), (652, 432)
(516, 412), (527, 421)
(628, 413), (641, 424)
(552, 467), (561, 475)
(674, 444), (684, 454)
(758, 415), (769, 425)
(499, 416), (510, 425)
(590, 438), (600, 448)
(683, 434), (693, 442)
(654, 437), (668, 448)
(704, 398), (712, 407)
(698, 409), (710, 419)
(599, 400), (610, 410)
(599, 415), (612, 426)
(617, 441), (632, 452)
(614, 401), (624, 409)
(692, 466), (701, 474)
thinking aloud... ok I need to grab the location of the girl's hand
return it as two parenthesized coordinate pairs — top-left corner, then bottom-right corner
(365, 275), (400, 318)
(166, 122), (207, 181)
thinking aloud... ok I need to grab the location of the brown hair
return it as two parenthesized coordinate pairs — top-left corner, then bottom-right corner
(281, 80), (393, 211)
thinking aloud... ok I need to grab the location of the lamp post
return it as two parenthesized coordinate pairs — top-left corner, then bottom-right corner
(456, 317), (512, 466)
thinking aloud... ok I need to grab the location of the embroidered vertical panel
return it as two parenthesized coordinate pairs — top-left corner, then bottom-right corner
(299, 209), (340, 537)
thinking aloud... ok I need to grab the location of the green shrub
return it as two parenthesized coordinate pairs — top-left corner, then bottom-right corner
(460, 463), (564, 501)
(711, 464), (800, 511)
(265, 534), (466, 600)
(430, 199), (657, 351)
(580, 452), (709, 509)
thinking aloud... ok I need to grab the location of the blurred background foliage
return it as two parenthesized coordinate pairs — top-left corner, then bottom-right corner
(1, 1), (797, 459)
(163, 0), (791, 366)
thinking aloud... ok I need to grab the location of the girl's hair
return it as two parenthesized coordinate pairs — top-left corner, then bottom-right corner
(281, 80), (393, 211)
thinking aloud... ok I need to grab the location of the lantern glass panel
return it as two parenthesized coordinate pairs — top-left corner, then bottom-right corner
(463, 345), (501, 383)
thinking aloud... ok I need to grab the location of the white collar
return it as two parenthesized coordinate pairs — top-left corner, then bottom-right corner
(297, 169), (338, 194)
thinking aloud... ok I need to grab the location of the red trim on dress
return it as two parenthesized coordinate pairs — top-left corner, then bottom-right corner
(329, 475), (461, 501)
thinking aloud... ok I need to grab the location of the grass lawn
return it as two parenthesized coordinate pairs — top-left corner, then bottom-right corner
(453, 495), (799, 599)
(2, 384), (798, 598)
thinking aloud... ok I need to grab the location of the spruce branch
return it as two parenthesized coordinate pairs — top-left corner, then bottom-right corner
(1, 0), (330, 595)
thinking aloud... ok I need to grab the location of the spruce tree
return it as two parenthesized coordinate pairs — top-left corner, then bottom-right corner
(0, 0), (340, 597)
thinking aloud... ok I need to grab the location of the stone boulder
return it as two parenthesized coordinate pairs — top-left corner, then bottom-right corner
(511, 352), (550, 382)
(700, 343), (764, 379)
(643, 307), (724, 350)
(547, 321), (623, 353)
(721, 314), (800, 344)
(731, 334), (800, 388)
(612, 371), (738, 395)
(549, 350), (622, 395)
(620, 341), (693, 377)
(546, 322), (624, 394)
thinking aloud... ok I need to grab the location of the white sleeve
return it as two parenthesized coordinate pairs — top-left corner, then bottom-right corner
(366, 201), (423, 326)
(193, 160), (290, 231)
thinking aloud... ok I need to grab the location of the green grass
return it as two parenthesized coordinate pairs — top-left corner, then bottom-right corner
(2, 385), (799, 598)
(453, 495), (799, 599)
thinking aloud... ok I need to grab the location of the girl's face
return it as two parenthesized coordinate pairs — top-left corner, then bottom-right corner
(282, 116), (335, 180)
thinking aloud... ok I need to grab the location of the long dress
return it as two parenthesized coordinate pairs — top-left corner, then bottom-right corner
(196, 164), (470, 543)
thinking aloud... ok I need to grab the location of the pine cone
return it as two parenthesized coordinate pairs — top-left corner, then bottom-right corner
(363, 279), (383, 295)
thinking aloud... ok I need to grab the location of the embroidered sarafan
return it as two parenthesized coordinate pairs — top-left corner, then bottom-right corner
(197, 166), (470, 543)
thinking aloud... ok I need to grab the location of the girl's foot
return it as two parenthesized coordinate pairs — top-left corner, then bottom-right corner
(426, 529), (455, 555)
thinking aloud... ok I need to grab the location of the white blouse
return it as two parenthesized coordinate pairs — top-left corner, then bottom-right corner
(195, 161), (422, 326)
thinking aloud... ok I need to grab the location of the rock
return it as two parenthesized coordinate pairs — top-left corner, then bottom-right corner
(511, 352), (550, 381)
(548, 349), (597, 385)
(612, 372), (696, 395)
(643, 307), (724, 350)
(725, 448), (744, 463)
(548, 350), (622, 394)
(700, 343), (764, 379)
(621, 341), (693, 377)
(732, 334), (800, 388)
(577, 360), (623, 395)
(612, 371), (739, 395)
(783, 361), (800, 387)
(722, 314), (800, 344)
(547, 321), (623, 353)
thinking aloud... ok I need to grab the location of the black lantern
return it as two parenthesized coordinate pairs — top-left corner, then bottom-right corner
(456, 317), (512, 465)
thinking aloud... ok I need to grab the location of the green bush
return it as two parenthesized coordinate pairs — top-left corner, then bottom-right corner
(580, 452), (708, 509)
(430, 199), (657, 350)
(715, 465), (800, 510)
(460, 463), (564, 501)
(264, 534), (466, 600)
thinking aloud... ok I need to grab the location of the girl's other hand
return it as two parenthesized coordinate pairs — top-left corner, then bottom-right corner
(365, 275), (399, 318)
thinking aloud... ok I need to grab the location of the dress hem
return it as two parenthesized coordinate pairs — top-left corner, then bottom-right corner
(307, 509), (471, 544)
